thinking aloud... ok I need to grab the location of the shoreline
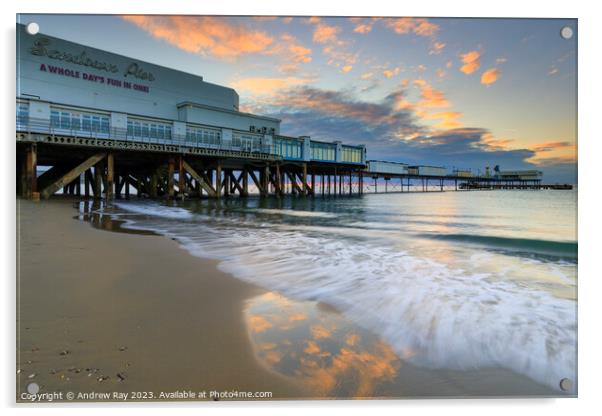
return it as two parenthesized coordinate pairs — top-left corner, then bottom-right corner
(17, 197), (566, 401)
(17, 198), (304, 401)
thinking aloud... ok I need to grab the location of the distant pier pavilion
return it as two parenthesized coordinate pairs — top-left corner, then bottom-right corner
(16, 24), (563, 200)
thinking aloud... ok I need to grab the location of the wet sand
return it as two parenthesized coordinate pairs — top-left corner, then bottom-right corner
(16, 198), (564, 402)
(17, 198), (304, 401)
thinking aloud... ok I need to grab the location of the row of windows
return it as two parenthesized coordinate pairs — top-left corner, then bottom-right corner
(341, 147), (363, 163)
(127, 120), (172, 140)
(310, 143), (336, 161)
(232, 133), (263, 152)
(51, 109), (110, 134)
(187, 127), (221, 145)
(273, 138), (303, 159)
(19, 106), (362, 163)
(17, 104), (28, 126)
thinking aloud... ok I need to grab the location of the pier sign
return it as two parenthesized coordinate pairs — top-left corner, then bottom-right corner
(29, 37), (153, 93)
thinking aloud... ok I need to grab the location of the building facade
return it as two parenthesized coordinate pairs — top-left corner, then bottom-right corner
(16, 24), (365, 166)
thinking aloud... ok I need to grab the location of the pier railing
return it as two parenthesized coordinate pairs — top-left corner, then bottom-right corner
(16, 116), (279, 160)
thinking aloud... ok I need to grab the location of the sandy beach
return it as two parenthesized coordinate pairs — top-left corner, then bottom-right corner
(16, 198), (304, 401)
(16, 198), (564, 402)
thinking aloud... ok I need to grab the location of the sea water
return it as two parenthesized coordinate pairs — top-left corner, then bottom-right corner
(98, 190), (577, 393)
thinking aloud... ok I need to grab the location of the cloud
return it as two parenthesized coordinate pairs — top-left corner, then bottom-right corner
(273, 33), (312, 73)
(305, 16), (321, 25)
(350, 17), (376, 34)
(311, 325), (332, 339)
(384, 17), (439, 37)
(360, 72), (374, 80)
(460, 50), (481, 75)
(422, 111), (463, 129)
(382, 67), (401, 78)
(313, 23), (341, 43)
(413, 79), (450, 108)
(248, 84), (566, 177)
(248, 315), (273, 333)
(122, 16), (312, 73)
(121, 15), (274, 59)
(342, 65), (353, 73)
(528, 141), (574, 152)
(496, 57), (507, 65)
(548, 67), (559, 76)
(429, 41), (446, 55)
(230, 76), (311, 96)
(480, 68), (500, 85)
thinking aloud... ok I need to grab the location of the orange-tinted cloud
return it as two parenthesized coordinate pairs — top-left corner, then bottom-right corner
(121, 15), (274, 59)
(346, 332), (360, 346)
(431, 111), (463, 129)
(384, 17), (439, 37)
(413, 79), (450, 108)
(274, 33), (312, 73)
(231, 76), (310, 96)
(310, 325), (332, 339)
(313, 23), (341, 43)
(248, 315), (273, 333)
(342, 65), (353, 73)
(460, 50), (481, 74)
(481, 68), (500, 85)
(354, 24), (373, 34)
(383, 67), (401, 78)
(289, 313), (308, 322)
(430, 41), (446, 55)
(304, 340), (322, 354)
(527, 141), (576, 166)
(481, 133), (515, 150)
(528, 141), (575, 152)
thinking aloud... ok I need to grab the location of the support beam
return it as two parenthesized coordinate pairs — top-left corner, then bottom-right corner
(263, 164), (270, 196)
(182, 160), (217, 197)
(349, 171), (352, 195)
(223, 169), (231, 197)
(248, 169), (265, 195)
(150, 169), (159, 198)
(167, 157), (175, 199)
(229, 171), (244, 195)
(106, 153), (114, 200)
(22, 143), (37, 199)
(215, 160), (222, 198)
(242, 167), (249, 196)
(275, 164), (283, 196)
(286, 171), (303, 195)
(301, 163), (308, 196)
(40, 153), (107, 199)
(178, 156), (186, 198)
(84, 169), (92, 198)
(94, 162), (103, 198)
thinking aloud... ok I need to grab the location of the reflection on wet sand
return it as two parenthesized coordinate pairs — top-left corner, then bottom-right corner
(244, 292), (401, 398)
(75, 200), (155, 235)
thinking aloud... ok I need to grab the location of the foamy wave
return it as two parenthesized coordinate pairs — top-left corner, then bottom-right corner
(252, 208), (338, 218)
(108, 201), (577, 392)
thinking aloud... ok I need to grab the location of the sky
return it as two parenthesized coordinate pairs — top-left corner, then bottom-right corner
(19, 15), (577, 182)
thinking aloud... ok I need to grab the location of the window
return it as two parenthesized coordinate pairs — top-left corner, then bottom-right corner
(82, 115), (91, 132)
(60, 112), (71, 129)
(101, 118), (110, 134)
(50, 110), (60, 128)
(17, 104), (29, 127)
(71, 116), (81, 131)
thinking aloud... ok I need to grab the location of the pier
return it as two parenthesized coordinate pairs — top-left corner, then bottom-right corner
(16, 26), (572, 201)
(16, 120), (570, 200)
